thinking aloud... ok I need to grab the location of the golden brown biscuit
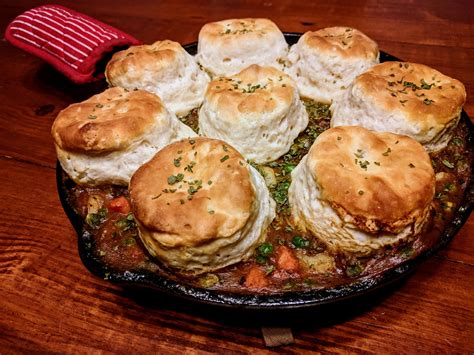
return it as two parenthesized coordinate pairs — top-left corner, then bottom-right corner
(289, 126), (435, 255)
(286, 27), (379, 103)
(331, 61), (466, 152)
(105, 40), (209, 116)
(52, 87), (196, 185)
(129, 137), (275, 273)
(199, 65), (308, 163)
(196, 18), (288, 76)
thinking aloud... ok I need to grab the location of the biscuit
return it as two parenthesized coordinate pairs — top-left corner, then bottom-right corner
(286, 27), (379, 103)
(105, 40), (210, 116)
(331, 61), (466, 152)
(196, 18), (288, 77)
(289, 126), (435, 256)
(129, 137), (276, 273)
(199, 65), (308, 163)
(52, 87), (196, 186)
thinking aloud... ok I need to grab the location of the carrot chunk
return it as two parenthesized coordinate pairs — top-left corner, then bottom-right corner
(276, 246), (300, 272)
(108, 196), (130, 214)
(244, 267), (269, 289)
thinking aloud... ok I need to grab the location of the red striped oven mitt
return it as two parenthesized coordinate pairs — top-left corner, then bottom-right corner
(5, 4), (141, 83)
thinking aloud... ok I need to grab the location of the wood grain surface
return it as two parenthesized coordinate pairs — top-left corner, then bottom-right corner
(0, 0), (472, 352)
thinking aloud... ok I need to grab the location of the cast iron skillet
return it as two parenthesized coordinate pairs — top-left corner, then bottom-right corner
(57, 33), (474, 310)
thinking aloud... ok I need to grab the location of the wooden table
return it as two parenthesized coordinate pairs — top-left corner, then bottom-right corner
(1, 0), (472, 352)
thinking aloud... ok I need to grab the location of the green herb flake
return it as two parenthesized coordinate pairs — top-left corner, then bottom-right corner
(346, 264), (363, 277)
(114, 213), (136, 231)
(173, 157), (182, 167)
(451, 137), (463, 146)
(400, 246), (414, 258)
(220, 155), (230, 162)
(374, 161), (380, 166)
(443, 182), (455, 192)
(423, 98), (434, 105)
(88, 114), (97, 119)
(382, 147), (392, 156)
(420, 79), (434, 90)
(207, 180), (213, 185)
(265, 265), (275, 275)
(408, 163), (415, 168)
(208, 209), (215, 215)
(282, 164), (296, 174)
(442, 160), (455, 169)
(358, 190), (364, 195)
(122, 237), (136, 246)
(359, 160), (370, 170)
(167, 175), (178, 185)
(256, 255), (268, 265)
(85, 207), (108, 228)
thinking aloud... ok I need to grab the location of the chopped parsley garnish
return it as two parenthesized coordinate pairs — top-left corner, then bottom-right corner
(167, 173), (184, 185)
(185, 161), (196, 172)
(420, 79), (434, 90)
(408, 163), (415, 168)
(451, 137), (463, 146)
(358, 190), (364, 195)
(346, 264), (363, 277)
(442, 160), (455, 169)
(85, 207), (107, 228)
(423, 98), (434, 105)
(382, 147), (392, 156)
(173, 157), (182, 167)
(122, 237), (136, 246)
(400, 246), (414, 258)
(220, 155), (229, 162)
(114, 213), (136, 231)
(88, 114), (97, 119)
(282, 164), (296, 174)
(443, 182), (455, 192)
(272, 181), (290, 205)
(359, 160), (370, 170)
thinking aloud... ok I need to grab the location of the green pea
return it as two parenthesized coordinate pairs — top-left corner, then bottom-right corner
(292, 235), (310, 249)
(257, 242), (273, 257)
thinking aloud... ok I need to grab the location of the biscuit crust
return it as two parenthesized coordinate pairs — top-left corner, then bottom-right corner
(129, 137), (255, 247)
(204, 65), (294, 121)
(199, 65), (308, 163)
(196, 18), (288, 76)
(331, 62), (466, 152)
(355, 62), (466, 128)
(52, 87), (163, 153)
(307, 126), (435, 234)
(286, 27), (379, 103)
(301, 27), (379, 60)
(105, 40), (210, 116)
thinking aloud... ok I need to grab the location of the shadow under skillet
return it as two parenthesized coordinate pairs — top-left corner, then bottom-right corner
(120, 276), (408, 328)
